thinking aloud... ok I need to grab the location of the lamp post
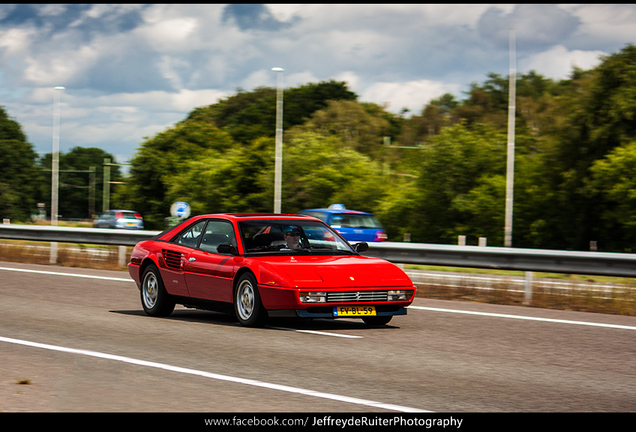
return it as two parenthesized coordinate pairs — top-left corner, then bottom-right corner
(51, 86), (64, 227)
(50, 86), (64, 264)
(504, 29), (516, 248)
(272, 67), (284, 213)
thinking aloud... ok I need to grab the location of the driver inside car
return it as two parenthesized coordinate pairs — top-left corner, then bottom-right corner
(282, 227), (303, 250)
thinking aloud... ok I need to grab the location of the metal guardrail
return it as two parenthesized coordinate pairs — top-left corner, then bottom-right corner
(364, 242), (636, 278)
(0, 224), (161, 247)
(2, 224), (636, 278)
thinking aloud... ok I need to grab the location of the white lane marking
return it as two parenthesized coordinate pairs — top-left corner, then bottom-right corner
(0, 266), (133, 282)
(268, 326), (363, 339)
(409, 306), (636, 331)
(0, 336), (427, 413)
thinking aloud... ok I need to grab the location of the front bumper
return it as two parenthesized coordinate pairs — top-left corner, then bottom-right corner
(268, 306), (408, 319)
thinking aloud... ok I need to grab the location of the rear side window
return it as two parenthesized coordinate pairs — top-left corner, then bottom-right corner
(300, 211), (329, 223)
(174, 220), (206, 248)
(331, 213), (383, 229)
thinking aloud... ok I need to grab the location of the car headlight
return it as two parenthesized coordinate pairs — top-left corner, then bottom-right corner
(299, 291), (327, 303)
(387, 290), (413, 301)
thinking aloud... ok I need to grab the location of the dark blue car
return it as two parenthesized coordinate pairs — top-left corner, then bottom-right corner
(298, 204), (387, 243)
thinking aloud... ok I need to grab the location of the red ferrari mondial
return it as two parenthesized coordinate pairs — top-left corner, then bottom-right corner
(128, 214), (416, 327)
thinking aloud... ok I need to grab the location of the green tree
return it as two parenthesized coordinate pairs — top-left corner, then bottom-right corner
(530, 45), (636, 250)
(294, 100), (392, 157)
(399, 93), (459, 146)
(259, 131), (388, 214)
(120, 121), (237, 228)
(0, 107), (44, 221)
(589, 139), (636, 250)
(374, 177), (421, 241)
(166, 137), (274, 215)
(187, 80), (358, 145)
(385, 123), (507, 244)
(39, 147), (121, 219)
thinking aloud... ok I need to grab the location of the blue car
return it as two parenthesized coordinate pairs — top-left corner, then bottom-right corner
(298, 204), (387, 243)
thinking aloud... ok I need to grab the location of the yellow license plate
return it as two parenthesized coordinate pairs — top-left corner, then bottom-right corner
(333, 306), (376, 317)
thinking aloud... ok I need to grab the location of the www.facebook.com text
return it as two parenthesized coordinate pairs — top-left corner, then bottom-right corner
(204, 414), (463, 428)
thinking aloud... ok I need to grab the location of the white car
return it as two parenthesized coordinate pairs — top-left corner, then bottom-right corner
(93, 210), (144, 229)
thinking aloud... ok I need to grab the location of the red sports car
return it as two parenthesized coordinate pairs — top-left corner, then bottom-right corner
(128, 214), (416, 327)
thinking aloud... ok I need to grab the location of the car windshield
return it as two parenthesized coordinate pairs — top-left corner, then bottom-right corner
(330, 213), (383, 229)
(238, 220), (355, 254)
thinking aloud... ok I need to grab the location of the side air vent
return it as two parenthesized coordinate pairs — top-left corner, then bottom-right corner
(162, 249), (184, 270)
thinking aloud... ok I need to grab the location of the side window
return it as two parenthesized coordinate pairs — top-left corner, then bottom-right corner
(199, 220), (236, 253)
(175, 220), (206, 248)
(340, 215), (358, 228)
(304, 211), (328, 223)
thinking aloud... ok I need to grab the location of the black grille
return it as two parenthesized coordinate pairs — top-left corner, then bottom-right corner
(327, 291), (389, 302)
(162, 249), (184, 270)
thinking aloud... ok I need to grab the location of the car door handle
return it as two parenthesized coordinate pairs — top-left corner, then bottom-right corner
(188, 257), (196, 262)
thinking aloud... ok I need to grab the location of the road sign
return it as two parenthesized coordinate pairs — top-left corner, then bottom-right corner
(170, 201), (191, 218)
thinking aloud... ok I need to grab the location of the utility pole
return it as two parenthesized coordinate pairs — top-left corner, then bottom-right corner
(50, 86), (64, 264)
(89, 166), (96, 218)
(504, 29), (516, 248)
(51, 86), (65, 227)
(103, 158), (111, 212)
(102, 159), (128, 212)
(272, 67), (284, 213)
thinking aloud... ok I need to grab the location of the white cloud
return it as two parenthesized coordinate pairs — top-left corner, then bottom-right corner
(0, 3), (634, 163)
(332, 71), (361, 94)
(240, 69), (272, 90)
(361, 80), (461, 115)
(170, 88), (229, 111)
(520, 45), (606, 80)
(7, 86), (229, 160)
(36, 4), (68, 17)
(138, 17), (198, 52)
(23, 43), (102, 86)
(563, 4), (636, 43)
(285, 71), (319, 88)
(0, 27), (37, 56)
(266, 4), (305, 23)
(157, 55), (190, 90)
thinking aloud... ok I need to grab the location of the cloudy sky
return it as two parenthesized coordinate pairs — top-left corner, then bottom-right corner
(1, 4), (635, 166)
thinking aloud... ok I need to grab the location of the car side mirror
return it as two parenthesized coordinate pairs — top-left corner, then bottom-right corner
(217, 243), (237, 255)
(354, 242), (369, 253)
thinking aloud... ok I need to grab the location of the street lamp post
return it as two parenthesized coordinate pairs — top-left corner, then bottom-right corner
(51, 86), (64, 227)
(504, 30), (516, 247)
(50, 86), (64, 264)
(272, 67), (284, 213)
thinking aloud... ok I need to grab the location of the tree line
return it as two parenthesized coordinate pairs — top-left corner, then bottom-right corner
(3, 44), (636, 252)
(0, 109), (121, 222)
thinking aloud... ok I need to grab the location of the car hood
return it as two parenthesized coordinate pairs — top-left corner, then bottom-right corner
(253, 255), (413, 288)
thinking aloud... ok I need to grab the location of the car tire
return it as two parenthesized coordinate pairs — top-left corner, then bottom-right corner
(362, 316), (392, 326)
(234, 273), (268, 327)
(141, 264), (175, 317)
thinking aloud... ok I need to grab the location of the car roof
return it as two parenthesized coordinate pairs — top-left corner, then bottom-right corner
(173, 213), (315, 223)
(300, 204), (374, 216)
(157, 213), (318, 240)
(217, 213), (312, 220)
(301, 208), (372, 215)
